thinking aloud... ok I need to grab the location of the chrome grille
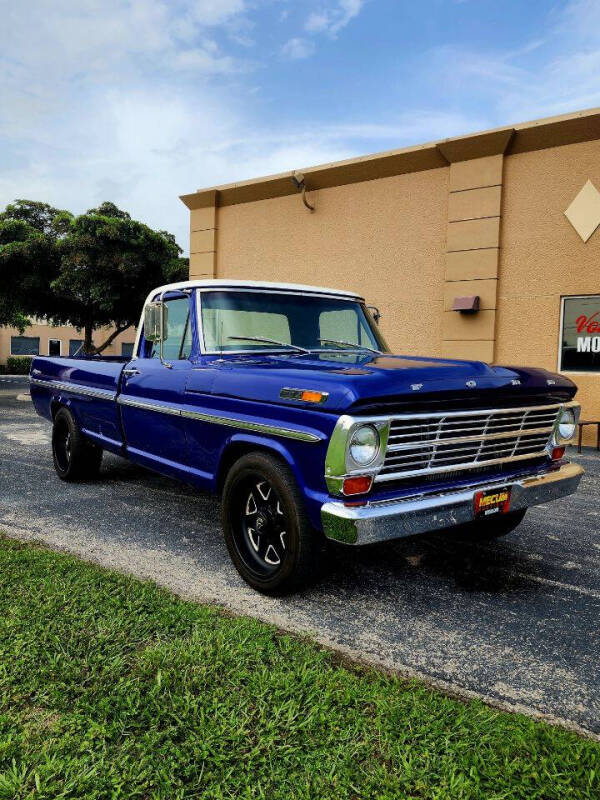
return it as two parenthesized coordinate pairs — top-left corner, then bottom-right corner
(376, 404), (560, 482)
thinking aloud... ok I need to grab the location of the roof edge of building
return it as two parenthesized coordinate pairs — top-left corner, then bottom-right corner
(180, 106), (600, 210)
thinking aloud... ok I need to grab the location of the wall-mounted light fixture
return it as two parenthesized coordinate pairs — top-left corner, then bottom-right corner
(452, 295), (480, 314)
(291, 171), (315, 212)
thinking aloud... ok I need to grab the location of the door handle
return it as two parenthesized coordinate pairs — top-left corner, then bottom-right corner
(123, 368), (141, 377)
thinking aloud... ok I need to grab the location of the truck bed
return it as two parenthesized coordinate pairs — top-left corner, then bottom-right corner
(30, 355), (127, 452)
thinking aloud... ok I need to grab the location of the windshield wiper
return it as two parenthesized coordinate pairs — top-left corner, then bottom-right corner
(227, 336), (311, 354)
(318, 338), (382, 355)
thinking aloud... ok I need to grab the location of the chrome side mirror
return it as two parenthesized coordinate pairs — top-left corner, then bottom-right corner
(144, 300), (172, 368)
(144, 302), (168, 342)
(367, 305), (381, 324)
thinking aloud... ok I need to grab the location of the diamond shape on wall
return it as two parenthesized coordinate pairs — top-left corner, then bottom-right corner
(564, 179), (600, 242)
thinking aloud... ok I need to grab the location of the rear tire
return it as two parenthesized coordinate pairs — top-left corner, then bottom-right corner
(458, 508), (527, 541)
(222, 452), (321, 595)
(52, 407), (103, 481)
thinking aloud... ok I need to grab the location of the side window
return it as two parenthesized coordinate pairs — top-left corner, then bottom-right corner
(148, 296), (192, 360)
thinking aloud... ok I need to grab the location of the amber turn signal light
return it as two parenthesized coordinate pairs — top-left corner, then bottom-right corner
(280, 387), (329, 404)
(342, 475), (373, 495)
(551, 446), (566, 461)
(301, 390), (326, 403)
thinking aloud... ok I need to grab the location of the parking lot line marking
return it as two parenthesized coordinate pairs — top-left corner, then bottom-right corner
(515, 571), (600, 600)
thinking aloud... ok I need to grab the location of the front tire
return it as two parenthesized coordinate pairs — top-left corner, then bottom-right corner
(222, 452), (321, 595)
(52, 407), (103, 481)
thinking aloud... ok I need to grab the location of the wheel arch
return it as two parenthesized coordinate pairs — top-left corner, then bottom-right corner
(50, 395), (76, 421)
(215, 434), (301, 495)
(50, 397), (64, 419)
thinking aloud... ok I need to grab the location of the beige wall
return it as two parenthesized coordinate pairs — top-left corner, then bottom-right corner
(497, 139), (600, 442)
(216, 167), (449, 357)
(0, 321), (136, 366)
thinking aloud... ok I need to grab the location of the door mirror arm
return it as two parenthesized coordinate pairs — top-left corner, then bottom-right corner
(367, 305), (381, 324)
(158, 290), (173, 368)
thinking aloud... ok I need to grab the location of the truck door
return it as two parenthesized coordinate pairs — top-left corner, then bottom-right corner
(119, 292), (193, 478)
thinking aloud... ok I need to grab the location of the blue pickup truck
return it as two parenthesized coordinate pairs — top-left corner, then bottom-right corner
(30, 279), (583, 594)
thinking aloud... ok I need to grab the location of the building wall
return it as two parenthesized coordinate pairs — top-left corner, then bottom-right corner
(184, 109), (600, 446)
(0, 321), (136, 366)
(216, 167), (449, 357)
(497, 139), (600, 439)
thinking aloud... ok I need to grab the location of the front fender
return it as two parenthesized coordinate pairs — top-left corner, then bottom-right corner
(215, 432), (330, 531)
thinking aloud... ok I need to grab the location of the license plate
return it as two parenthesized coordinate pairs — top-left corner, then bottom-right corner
(473, 487), (511, 518)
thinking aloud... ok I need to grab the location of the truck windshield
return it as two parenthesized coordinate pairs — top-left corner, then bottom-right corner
(200, 291), (389, 354)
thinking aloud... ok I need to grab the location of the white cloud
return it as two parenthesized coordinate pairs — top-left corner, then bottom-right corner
(4, 0), (599, 262)
(559, 0), (600, 40)
(424, 0), (600, 125)
(171, 45), (238, 73)
(186, 0), (247, 26)
(305, 12), (331, 33)
(305, 0), (365, 37)
(332, 0), (365, 33)
(280, 37), (316, 59)
(0, 0), (258, 250)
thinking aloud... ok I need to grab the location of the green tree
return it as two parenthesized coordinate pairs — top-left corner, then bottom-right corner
(0, 200), (188, 353)
(0, 201), (67, 330)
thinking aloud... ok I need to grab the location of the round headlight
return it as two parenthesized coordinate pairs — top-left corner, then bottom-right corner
(349, 425), (380, 466)
(558, 407), (576, 442)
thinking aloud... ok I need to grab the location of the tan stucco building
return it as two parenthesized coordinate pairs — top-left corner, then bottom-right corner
(0, 320), (136, 365)
(181, 108), (600, 444)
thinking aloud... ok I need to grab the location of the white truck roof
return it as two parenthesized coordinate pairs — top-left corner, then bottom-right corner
(145, 279), (363, 305)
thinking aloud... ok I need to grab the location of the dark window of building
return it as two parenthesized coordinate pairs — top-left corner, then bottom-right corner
(48, 339), (61, 356)
(69, 339), (84, 356)
(121, 342), (134, 358)
(10, 336), (40, 356)
(560, 295), (600, 373)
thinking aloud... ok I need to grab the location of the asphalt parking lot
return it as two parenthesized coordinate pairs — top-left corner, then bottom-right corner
(1, 378), (599, 738)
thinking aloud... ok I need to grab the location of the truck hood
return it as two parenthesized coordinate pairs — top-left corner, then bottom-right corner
(188, 352), (577, 412)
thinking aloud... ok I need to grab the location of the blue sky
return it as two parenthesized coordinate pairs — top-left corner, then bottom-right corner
(2, 0), (600, 252)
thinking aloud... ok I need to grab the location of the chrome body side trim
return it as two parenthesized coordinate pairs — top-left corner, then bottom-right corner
(30, 377), (117, 402)
(31, 376), (322, 442)
(117, 395), (322, 442)
(118, 395), (181, 417)
(321, 461), (584, 545)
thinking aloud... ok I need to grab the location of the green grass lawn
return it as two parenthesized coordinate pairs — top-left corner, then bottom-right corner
(0, 536), (598, 800)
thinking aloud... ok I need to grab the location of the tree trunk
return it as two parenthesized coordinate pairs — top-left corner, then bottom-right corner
(82, 323), (94, 354)
(83, 324), (132, 355)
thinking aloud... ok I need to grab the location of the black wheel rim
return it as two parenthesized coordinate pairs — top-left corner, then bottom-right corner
(53, 418), (72, 473)
(231, 475), (289, 577)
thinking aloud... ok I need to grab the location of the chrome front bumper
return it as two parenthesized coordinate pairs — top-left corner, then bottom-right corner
(321, 462), (584, 545)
